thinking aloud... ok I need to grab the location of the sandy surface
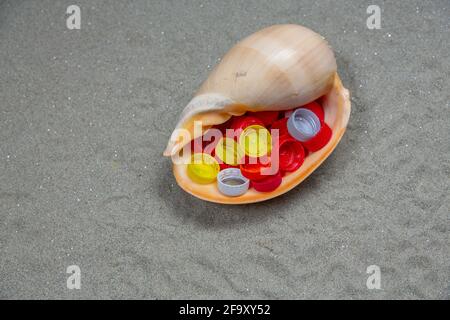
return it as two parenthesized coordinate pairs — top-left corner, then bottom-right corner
(0, 0), (448, 299)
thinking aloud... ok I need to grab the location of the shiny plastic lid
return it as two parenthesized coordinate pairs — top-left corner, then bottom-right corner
(251, 172), (282, 193)
(271, 118), (290, 137)
(302, 121), (332, 152)
(287, 108), (321, 142)
(230, 116), (264, 134)
(238, 125), (272, 157)
(217, 168), (250, 197)
(277, 135), (305, 172)
(187, 153), (220, 184)
(240, 156), (273, 181)
(214, 137), (244, 166)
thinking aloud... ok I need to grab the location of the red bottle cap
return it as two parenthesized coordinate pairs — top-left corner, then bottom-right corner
(230, 116), (264, 135)
(301, 101), (324, 122)
(240, 156), (275, 181)
(251, 172), (282, 192)
(270, 118), (290, 137)
(302, 121), (332, 152)
(276, 135), (305, 172)
(248, 111), (280, 126)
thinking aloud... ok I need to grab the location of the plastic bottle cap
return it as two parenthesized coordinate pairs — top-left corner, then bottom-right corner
(238, 125), (272, 157)
(187, 153), (220, 184)
(230, 116), (264, 134)
(251, 172), (282, 193)
(217, 168), (250, 197)
(301, 101), (324, 122)
(248, 111), (280, 126)
(240, 157), (272, 181)
(287, 108), (321, 142)
(271, 118), (290, 137)
(301, 121), (332, 152)
(214, 137), (244, 166)
(276, 135), (305, 172)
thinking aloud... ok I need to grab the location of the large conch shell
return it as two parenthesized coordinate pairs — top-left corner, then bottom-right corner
(163, 24), (351, 204)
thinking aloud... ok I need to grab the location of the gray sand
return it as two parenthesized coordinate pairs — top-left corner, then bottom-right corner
(0, 0), (449, 299)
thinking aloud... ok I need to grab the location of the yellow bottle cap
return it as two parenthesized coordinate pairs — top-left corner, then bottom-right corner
(239, 125), (272, 157)
(187, 153), (220, 184)
(214, 137), (244, 166)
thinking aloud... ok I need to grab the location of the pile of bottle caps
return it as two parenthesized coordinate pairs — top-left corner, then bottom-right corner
(186, 101), (332, 197)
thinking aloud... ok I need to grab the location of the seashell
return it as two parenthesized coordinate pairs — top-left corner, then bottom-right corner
(163, 24), (351, 204)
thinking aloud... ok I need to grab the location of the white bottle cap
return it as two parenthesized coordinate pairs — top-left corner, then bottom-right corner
(287, 108), (321, 142)
(217, 168), (250, 197)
